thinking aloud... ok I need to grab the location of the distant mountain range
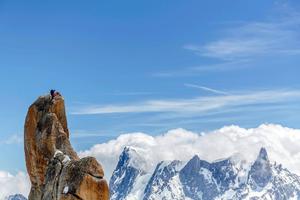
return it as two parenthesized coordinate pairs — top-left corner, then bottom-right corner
(109, 146), (300, 200)
(8, 146), (300, 200)
(7, 123), (300, 200)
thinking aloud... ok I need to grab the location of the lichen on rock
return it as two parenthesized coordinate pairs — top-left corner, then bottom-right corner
(24, 94), (109, 200)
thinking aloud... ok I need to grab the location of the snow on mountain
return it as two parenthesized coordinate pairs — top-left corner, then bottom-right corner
(109, 147), (151, 200)
(217, 148), (300, 200)
(110, 147), (300, 200)
(78, 123), (300, 199)
(0, 171), (30, 200)
(80, 124), (300, 181)
(143, 160), (185, 200)
(4, 194), (27, 200)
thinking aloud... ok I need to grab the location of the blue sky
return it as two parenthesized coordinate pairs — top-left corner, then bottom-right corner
(1, 0), (300, 173)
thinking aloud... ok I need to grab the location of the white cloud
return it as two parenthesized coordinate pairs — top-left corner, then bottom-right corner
(0, 171), (30, 200)
(184, 83), (229, 95)
(153, 4), (300, 77)
(152, 60), (249, 77)
(79, 124), (300, 181)
(105, 92), (153, 96)
(72, 130), (114, 138)
(71, 89), (300, 115)
(185, 14), (300, 60)
(4, 124), (300, 197)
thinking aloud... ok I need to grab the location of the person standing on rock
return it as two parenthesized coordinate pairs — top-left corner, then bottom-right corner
(50, 89), (61, 99)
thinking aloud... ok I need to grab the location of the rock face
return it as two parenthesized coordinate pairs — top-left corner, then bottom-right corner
(24, 94), (109, 200)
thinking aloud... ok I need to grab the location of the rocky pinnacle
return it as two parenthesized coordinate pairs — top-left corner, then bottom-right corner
(24, 93), (109, 200)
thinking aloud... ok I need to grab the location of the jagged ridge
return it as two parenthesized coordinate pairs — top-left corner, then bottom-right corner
(110, 147), (300, 200)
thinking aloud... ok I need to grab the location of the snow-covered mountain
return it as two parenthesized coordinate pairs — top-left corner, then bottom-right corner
(5, 194), (27, 200)
(109, 147), (148, 200)
(110, 146), (300, 200)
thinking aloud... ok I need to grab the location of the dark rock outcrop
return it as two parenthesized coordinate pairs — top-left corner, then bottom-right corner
(248, 147), (272, 190)
(24, 94), (109, 200)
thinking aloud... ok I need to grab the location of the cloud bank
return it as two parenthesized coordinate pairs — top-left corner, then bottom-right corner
(80, 124), (300, 180)
(3, 124), (300, 198)
(0, 171), (30, 200)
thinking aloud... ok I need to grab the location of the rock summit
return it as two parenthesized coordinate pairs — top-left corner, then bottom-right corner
(24, 93), (109, 200)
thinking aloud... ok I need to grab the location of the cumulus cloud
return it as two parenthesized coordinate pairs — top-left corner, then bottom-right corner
(0, 171), (30, 200)
(3, 124), (300, 197)
(79, 124), (300, 180)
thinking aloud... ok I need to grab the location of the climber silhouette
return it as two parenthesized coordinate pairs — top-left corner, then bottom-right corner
(50, 89), (61, 99)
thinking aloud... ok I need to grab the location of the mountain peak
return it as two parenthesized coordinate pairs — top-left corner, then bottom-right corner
(110, 146), (149, 200)
(257, 147), (269, 161)
(118, 146), (148, 170)
(188, 155), (200, 165)
(187, 155), (210, 167)
(248, 147), (272, 190)
(121, 146), (134, 159)
(122, 146), (139, 157)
